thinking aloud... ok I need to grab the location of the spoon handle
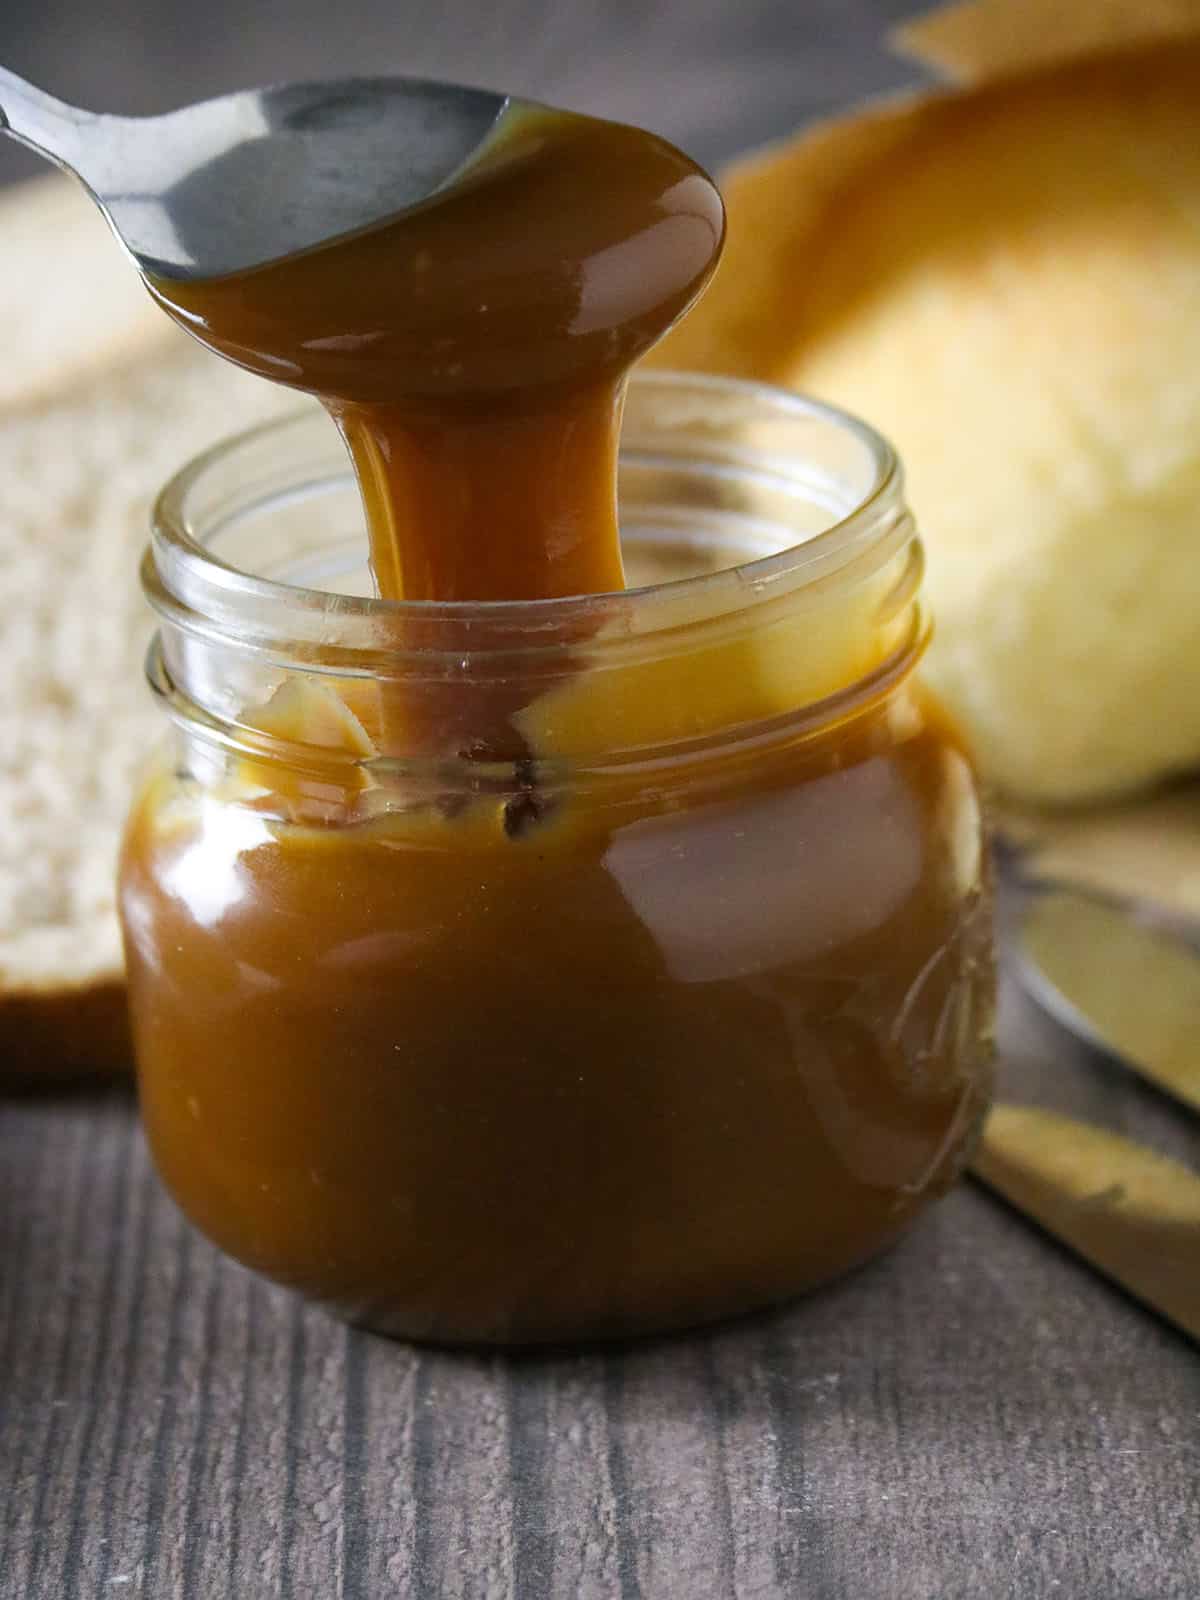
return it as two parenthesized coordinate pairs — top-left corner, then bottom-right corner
(0, 66), (94, 173)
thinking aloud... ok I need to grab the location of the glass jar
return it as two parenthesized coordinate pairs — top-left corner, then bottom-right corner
(118, 372), (994, 1346)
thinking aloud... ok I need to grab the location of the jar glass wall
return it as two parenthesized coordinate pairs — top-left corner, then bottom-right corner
(118, 373), (994, 1345)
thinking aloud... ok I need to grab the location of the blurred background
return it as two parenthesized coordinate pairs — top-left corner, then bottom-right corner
(0, 0), (924, 187)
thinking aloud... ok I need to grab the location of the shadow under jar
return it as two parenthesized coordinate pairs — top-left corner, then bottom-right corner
(118, 372), (994, 1346)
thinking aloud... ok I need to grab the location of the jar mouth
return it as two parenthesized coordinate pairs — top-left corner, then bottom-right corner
(147, 370), (909, 673)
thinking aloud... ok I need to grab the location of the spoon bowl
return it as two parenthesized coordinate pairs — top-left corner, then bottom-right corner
(0, 68), (509, 278)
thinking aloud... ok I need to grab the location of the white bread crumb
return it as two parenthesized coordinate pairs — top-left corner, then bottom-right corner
(0, 341), (290, 998)
(0, 176), (175, 413)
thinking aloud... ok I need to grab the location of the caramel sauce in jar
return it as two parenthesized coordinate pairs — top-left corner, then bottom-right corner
(120, 107), (993, 1343)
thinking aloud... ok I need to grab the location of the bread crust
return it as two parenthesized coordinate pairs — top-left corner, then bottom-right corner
(0, 977), (132, 1087)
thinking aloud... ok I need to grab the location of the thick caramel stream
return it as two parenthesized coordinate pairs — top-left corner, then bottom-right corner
(147, 105), (724, 604)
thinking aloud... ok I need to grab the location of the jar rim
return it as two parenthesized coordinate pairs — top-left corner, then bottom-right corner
(147, 369), (908, 669)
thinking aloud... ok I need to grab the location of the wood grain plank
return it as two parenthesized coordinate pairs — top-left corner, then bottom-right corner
(3, 1110), (100, 1594)
(607, 1342), (738, 1598)
(278, 1298), (349, 1597)
(218, 1279), (305, 1595)
(510, 1355), (622, 1600)
(703, 1334), (790, 1599)
(343, 1332), (421, 1599)
(409, 1353), (517, 1599)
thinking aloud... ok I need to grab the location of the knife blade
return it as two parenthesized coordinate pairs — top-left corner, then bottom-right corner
(971, 1103), (1200, 1343)
(1017, 886), (1200, 1114)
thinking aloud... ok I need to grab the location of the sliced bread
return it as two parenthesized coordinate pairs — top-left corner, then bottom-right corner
(0, 177), (291, 1078)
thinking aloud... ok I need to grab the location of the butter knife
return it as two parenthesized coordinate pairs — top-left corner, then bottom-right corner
(1016, 885), (1200, 1114)
(971, 1104), (1200, 1343)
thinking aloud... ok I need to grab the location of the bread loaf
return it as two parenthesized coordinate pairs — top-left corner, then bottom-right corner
(658, 8), (1200, 805)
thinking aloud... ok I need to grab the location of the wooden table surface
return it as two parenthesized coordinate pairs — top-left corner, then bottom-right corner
(3, 975), (1198, 1599)
(2, 1), (1198, 1594)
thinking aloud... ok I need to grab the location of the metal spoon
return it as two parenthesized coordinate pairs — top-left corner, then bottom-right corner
(0, 67), (509, 279)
